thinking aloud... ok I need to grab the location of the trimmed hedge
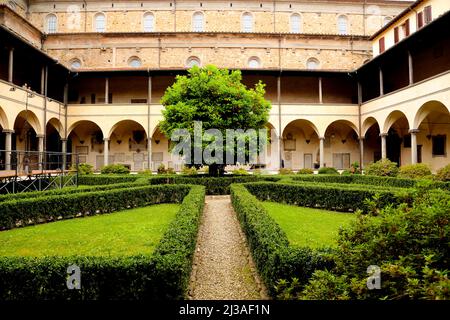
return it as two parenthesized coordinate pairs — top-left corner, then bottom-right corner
(292, 174), (450, 191)
(230, 184), (335, 296)
(0, 184), (191, 230)
(243, 181), (413, 213)
(0, 185), (205, 300)
(0, 181), (148, 203)
(79, 174), (283, 195)
(78, 175), (140, 185)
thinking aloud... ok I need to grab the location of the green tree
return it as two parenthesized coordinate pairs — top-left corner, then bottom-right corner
(159, 65), (271, 176)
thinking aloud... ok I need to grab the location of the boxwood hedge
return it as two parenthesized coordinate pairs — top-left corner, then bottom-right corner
(0, 184), (191, 230)
(244, 181), (413, 213)
(0, 185), (205, 300)
(230, 184), (335, 297)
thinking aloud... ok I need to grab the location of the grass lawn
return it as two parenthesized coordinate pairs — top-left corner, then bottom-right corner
(261, 201), (355, 248)
(0, 204), (179, 257)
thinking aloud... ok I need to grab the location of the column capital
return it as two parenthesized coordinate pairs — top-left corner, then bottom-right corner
(60, 138), (68, 142)
(103, 138), (110, 142)
(358, 136), (365, 141)
(379, 133), (388, 137)
(36, 134), (45, 139)
(2, 129), (14, 134)
(319, 136), (325, 140)
(409, 129), (420, 134)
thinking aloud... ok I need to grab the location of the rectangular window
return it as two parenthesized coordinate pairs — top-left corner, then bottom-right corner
(394, 27), (399, 43)
(403, 134), (411, 148)
(417, 11), (424, 29)
(332, 153), (350, 169)
(379, 37), (385, 54)
(432, 135), (446, 156)
(403, 19), (410, 37)
(424, 5), (432, 24)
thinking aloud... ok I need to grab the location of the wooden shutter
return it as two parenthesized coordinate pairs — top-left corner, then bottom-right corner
(417, 12), (424, 29)
(424, 6), (432, 24)
(379, 37), (385, 53)
(404, 19), (410, 36)
(394, 27), (399, 43)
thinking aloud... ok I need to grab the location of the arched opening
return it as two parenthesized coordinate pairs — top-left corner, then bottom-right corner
(143, 12), (154, 32)
(109, 120), (148, 172)
(13, 110), (41, 152)
(290, 13), (301, 33)
(68, 120), (104, 171)
(94, 12), (106, 32)
(46, 118), (63, 169)
(362, 117), (381, 164)
(45, 14), (57, 33)
(192, 12), (204, 32)
(414, 101), (450, 171)
(383, 111), (410, 166)
(282, 119), (320, 170)
(324, 120), (359, 169)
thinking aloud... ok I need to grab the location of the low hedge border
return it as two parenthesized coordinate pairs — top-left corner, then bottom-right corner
(244, 181), (413, 213)
(79, 174), (283, 195)
(0, 185), (205, 300)
(0, 184), (191, 230)
(0, 181), (149, 203)
(230, 184), (335, 297)
(291, 174), (450, 190)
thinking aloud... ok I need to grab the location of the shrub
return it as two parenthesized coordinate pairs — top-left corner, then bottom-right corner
(364, 159), (399, 177)
(181, 166), (198, 175)
(435, 164), (450, 181)
(243, 182), (413, 213)
(231, 168), (249, 175)
(298, 189), (450, 300)
(398, 163), (432, 179)
(230, 184), (335, 296)
(318, 167), (339, 175)
(72, 163), (93, 175)
(137, 169), (153, 175)
(157, 163), (167, 174)
(0, 185), (206, 300)
(0, 184), (192, 230)
(166, 167), (176, 175)
(78, 175), (139, 185)
(100, 164), (130, 174)
(297, 168), (314, 175)
(279, 168), (294, 175)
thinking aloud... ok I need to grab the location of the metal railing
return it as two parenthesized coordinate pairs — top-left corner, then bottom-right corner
(0, 150), (79, 194)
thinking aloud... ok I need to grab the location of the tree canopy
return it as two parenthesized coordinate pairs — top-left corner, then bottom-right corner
(159, 65), (271, 175)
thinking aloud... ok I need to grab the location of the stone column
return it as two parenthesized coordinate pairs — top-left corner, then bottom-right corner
(408, 51), (414, 85)
(319, 137), (325, 168)
(105, 78), (109, 104)
(37, 134), (44, 170)
(380, 133), (388, 159)
(379, 67), (384, 96)
(359, 137), (364, 170)
(8, 48), (14, 83)
(61, 138), (67, 170)
(147, 138), (152, 171)
(103, 138), (109, 167)
(3, 130), (13, 170)
(318, 77), (323, 104)
(410, 129), (419, 164)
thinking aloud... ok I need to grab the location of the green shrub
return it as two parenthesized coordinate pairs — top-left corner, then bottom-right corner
(137, 169), (153, 175)
(78, 175), (139, 185)
(435, 164), (450, 182)
(166, 167), (176, 175)
(318, 167), (339, 175)
(0, 184), (192, 230)
(0, 185), (205, 300)
(157, 164), (167, 174)
(181, 166), (198, 175)
(230, 184), (335, 296)
(364, 159), (399, 177)
(297, 168), (314, 175)
(279, 168), (294, 175)
(341, 170), (352, 175)
(231, 168), (249, 175)
(298, 189), (450, 300)
(243, 182), (413, 213)
(72, 163), (93, 175)
(398, 163), (432, 179)
(100, 164), (130, 174)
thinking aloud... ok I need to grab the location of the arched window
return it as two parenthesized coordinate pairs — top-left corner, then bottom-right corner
(248, 57), (260, 68)
(46, 14), (57, 33)
(192, 12), (204, 32)
(306, 58), (319, 70)
(128, 56), (142, 68)
(337, 15), (348, 35)
(143, 12), (154, 32)
(70, 58), (82, 69)
(242, 12), (253, 32)
(383, 16), (392, 27)
(290, 13), (301, 33)
(186, 56), (201, 68)
(94, 13), (106, 32)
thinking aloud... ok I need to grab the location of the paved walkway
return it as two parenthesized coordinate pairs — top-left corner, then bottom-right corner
(188, 195), (267, 300)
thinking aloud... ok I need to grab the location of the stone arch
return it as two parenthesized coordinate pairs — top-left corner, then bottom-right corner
(14, 110), (42, 135)
(46, 117), (64, 137)
(414, 100), (450, 129)
(324, 119), (359, 138)
(383, 110), (410, 134)
(362, 116), (380, 136)
(282, 119), (319, 138)
(0, 106), (9, 130)
(108, 120), (148, 139)
(67, 120), (104, 137)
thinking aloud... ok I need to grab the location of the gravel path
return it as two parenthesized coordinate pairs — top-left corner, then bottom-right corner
(188, 195), (268, 300)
